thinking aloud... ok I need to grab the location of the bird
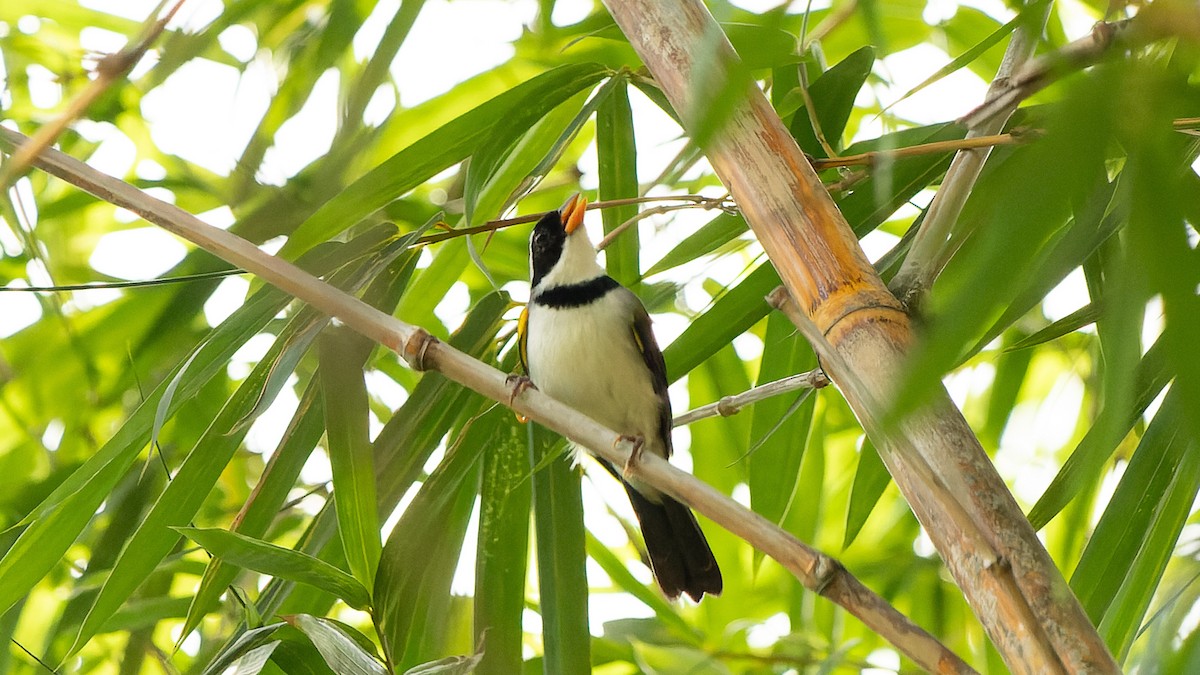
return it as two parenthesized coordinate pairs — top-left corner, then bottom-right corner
(517, 193), (722, 601)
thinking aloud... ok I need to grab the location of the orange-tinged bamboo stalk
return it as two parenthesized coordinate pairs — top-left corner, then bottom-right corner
(598, 1), (1119, 672)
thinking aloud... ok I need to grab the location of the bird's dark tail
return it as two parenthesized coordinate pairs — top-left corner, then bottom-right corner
(623, 483), (722, 601)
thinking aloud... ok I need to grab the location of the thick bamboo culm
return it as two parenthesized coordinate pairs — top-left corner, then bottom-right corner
(598, 1), (1119, 672)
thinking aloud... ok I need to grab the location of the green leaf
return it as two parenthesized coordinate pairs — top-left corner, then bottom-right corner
(201, 623), (286, 675)
(184, 382), (325, 640)
(645, 212), (747, 278)
(374, 416), (485, 669)
(789, 45), (875, 156)
(185, 247), (421, 640)
(1072, 389), (1200, 656)
(1027, 337), (1171, 529)
(0, 234), (383, 620)
(843, 438), (890, 549)
(474, 410), (532, 674)
(280, 62), (608, 259)
(663, 262), (779, 382)
(632, 639), (732, 675)
(1100, 433), (1200, 661)
(1004, 303), (1102, 352)
(466, 81), (605, 226)
(177, 527), (371, 610)
(319, 328), (383, 590)
(748, 312), (818, 528)
(882, 8), (1020, 115)
(597, 76), (640, 286)
(529, 425), (590, 674)
(584, 533), (693, 637)
(66, 301), (330, 656)
(401, 650), (484, 675)
(222, 640), (281, 675)
(287, 614), (388, 675)
(837, 122), (965, 236)
(891, 70), (1122, 421)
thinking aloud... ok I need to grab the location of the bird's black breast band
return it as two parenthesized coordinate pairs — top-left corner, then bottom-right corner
(533, 275), (620, 309)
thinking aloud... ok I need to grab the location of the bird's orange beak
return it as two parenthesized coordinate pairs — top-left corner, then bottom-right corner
(561, 193), (588, 234)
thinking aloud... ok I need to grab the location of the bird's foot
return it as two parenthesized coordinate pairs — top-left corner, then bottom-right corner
(505, 374), (537, 422)
(619, 434), (646, 479)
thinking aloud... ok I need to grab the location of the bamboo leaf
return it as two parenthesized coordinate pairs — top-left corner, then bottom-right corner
(178, 527), (371, 610)
(222, 640), (280, 675)
(201, 623), (287, 675)
(402, 651), (484, 675)
(584, 532), (693, 637)
(748, 312), (818, 529)
(286, 614), (388, 675)
(644, 212), (747, 278)
(1004, 303), (1102, 351)
(0, 233), (387, 620)
(474, 410), (531, 674)
(789, 45), (875, 156)
(280, 62), (608, 259)
(597, 76), (640, 286)
(529, 424), (590, 674)
(843, 438), (890, 549)
(466, 79), (612, 226)
(663, 262), (780, 382)
(374, 416), (485, 669)
(1072, 390), (1198, 646)
(319, 328), (382, 590)
(65, 308), (326, 657)
(1028, 337), (1171, 529)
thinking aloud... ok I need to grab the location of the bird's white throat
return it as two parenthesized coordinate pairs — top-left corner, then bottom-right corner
(533, 230), (604, 293)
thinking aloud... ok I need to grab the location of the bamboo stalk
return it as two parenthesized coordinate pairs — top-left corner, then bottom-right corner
(597, 1), (1119, 672)
(0, 126), (975, 675)
(887, 3), (1051, 308)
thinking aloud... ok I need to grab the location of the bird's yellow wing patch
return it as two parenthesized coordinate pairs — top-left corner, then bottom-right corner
(517, 304), (530, 373)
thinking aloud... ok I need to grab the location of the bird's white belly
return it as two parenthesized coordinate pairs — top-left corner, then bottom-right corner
(526, 295), (666, 460)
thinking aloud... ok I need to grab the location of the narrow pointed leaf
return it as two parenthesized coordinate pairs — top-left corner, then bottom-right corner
(178, 527), (370, 610)
(375, 417), (485, 669)
(287, 614), (388, 675)
(280, 62), (608, 259)
(529, 425), (590, 674)
(320, 328), (382, 590)
(597, 76), (640, 286)
(474, 410), (532, 674)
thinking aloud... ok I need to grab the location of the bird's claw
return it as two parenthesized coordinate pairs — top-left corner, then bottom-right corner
(620, 434), (645, 478)
(505, 374), (537, 422)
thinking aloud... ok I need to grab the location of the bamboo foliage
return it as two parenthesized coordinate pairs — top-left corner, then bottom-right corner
(1, 1), (1198, 673)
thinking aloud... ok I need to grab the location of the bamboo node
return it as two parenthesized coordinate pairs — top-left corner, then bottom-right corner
(810, 554), (840, 594)
(404, 328), (438, 371)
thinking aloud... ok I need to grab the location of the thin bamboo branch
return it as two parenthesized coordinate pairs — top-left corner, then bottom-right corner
(413, 194), (726, 246)
(958, 18), (1145, 129)
(887, 3), (1051, 309)
(673, 368), (829, 427)
(596, 193), (734, 250)
(0, 126), (975, 675)
(598, 1), (1119, 672)
(809, 130), (1037, 170)
(0, 0), (187, 189)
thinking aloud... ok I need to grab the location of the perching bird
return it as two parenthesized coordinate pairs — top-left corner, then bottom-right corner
(517, 194), (722, 601)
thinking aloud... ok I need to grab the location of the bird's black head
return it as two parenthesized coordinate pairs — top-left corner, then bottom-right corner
(529, 209), (566, 289)
(529, 194), (586, 288)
